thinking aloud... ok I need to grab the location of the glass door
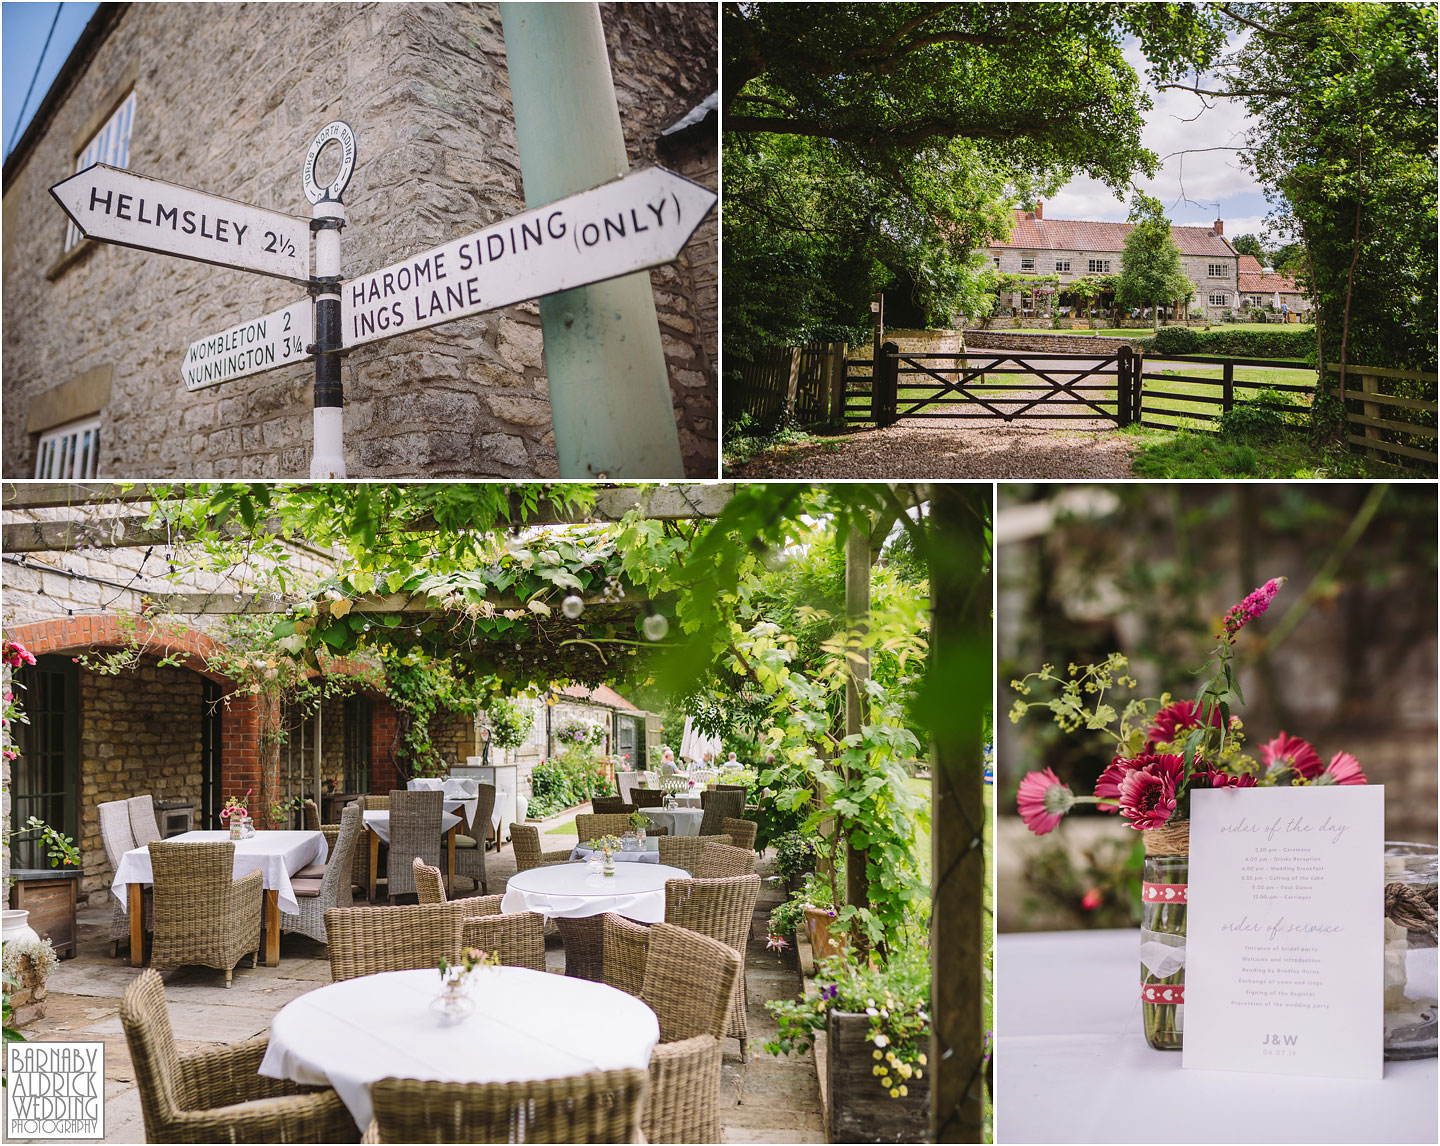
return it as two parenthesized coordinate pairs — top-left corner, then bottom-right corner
(10, 656), (79, 869)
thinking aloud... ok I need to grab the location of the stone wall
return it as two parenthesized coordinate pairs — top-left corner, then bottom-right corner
(962, 330), (1146, 355)
(2, 2), (717, 478)
(79, 661), (205, 905)
(848, 329), (967, 362)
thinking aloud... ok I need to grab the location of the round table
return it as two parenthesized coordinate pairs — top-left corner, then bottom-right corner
(258, 967), (659, 1131)
(640, 807), (703, 836)
(503, 862), (690, 980)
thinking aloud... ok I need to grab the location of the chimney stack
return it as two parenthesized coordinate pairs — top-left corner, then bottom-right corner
(1213, 217), (1223, 235)
(1035, 201), (1043, 219)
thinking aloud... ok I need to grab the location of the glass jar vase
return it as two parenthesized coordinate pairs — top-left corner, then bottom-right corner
(1140, 821), (1189, 1051)
(1384, 841), (1437, 1060)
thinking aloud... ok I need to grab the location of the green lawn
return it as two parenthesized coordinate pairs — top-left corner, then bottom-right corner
(1060, 322), (1314, 337)
(1139, 364), (1314, 427)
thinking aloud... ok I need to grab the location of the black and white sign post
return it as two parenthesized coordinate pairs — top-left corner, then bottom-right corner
(302, 121), (356, 479)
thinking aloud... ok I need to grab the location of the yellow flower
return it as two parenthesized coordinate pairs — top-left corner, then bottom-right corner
(917, 1053), (928, 1066)
(873, 1050), (883, 1060)
(899, 1085), (908, 1097)
(889, 1088), (900, 1098)
(872, 1065), (883, 1076)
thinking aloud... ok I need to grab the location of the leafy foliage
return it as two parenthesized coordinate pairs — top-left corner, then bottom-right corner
(527, 755), (616, 820)
(1142, 327), (1314, 359)
(1114, 194), (1193, 325)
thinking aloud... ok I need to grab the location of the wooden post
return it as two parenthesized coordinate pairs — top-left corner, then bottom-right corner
(871, 292), (884, 366)
(782, 346), (802, 424)
(1360, 373), (1382, 457)
(1116, 345), (1132, 428)
(1133, 349), (1145, 425)
(927, 485), (991, 1143)
(876, 341), (900, 426)
(1222, 361), (1235, 415)
(827, 342), (848, 423)
(843, 524), (872, 949)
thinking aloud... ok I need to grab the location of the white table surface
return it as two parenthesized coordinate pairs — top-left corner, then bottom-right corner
(641, 807), (703, 836)
(363, 809), (462, 845)
(111, 830), (326, 917)
(407, 778), (481, 834)
(501, 862), (690, 923)
(258, 966), (659, 1130)
(997, 929), (1438, 1144)
(570, 842), (660, 864)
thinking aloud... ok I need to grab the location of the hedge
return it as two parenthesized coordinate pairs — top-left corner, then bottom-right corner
(1141, 327), (1316, 359)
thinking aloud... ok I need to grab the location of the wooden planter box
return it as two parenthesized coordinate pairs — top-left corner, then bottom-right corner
(8, 869), (80, 959)
(826, 1010), (931, 1143)
(804, 905), (842, 960)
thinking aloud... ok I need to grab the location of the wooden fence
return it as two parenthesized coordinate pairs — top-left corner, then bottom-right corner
(1322, 363), (1439, 466)
(1136, 355), (1314, 432)
(730, 343), (847, 426)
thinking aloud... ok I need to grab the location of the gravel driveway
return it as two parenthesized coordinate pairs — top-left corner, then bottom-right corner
(727, 384), (1141, 479)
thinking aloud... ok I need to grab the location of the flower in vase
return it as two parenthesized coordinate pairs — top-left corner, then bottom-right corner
(1093, 757), (1130, 813)
(1116, 754), (1183, 830)
(1259, 731), (1323, 779)
(1016, 768), (1074, 834)
(1201, 768), (1256, 789)
(1145, 700), (1223, 750)
(1315, 751), (1367, 786)
(1220, 577), (1286, 642)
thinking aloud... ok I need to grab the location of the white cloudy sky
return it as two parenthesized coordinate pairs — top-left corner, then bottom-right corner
(1044, 34), (1287, 247)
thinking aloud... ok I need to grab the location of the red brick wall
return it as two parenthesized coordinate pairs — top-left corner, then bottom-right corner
(371, 696), (399, 794)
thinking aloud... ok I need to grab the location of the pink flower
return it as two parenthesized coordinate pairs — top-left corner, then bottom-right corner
(1117, 754), (1184, 830)
(1081, 888), (1102, 910)
(765, 934), (791, 952)
(2, 641), (36, 668)
(1259, 732), (1323, 779)
(1016, 768), (1074, 835)
(1315, 752), (1366, 786)
(1201, 769), (1257, 789)
(1145, 700), (1223, 751)
(1220, 577), (1286, 642)
(1093, 758), (1130, 813)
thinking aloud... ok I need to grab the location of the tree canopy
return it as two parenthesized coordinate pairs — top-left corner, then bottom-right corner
(1114, 193), (1193, 328)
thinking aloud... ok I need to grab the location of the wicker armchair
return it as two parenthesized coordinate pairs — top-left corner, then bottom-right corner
(324, 900), (466, 981)
(120, 969), (359, 1144)
(385, 790), (445, 899)
(149, 841), (262, 987)
(632, 788), (665, 809)
(657, 834), (731, 874)
(697, 789), (745, 836)
(354, 794), (390, 895)
(128, 794), (163, 846)
(694, 841), (757, 879)
(510, 823), (574, 871)
(461, 911), (546, 971)
(664, 875), (761, 1060)
(100, 798), (151, 958)
(280, 804), (363, 945)
(590, 797), (636, 816)
(720, 817), (758, 853)
(454, 783), (497, 894)
(413, 857), (447, 904)
(573, 813), (632, 844)
(368, 1070), (648, 1144)
(600, 913), (652, 997)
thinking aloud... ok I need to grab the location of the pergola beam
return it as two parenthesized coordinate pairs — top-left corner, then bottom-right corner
(142, 590), (641, 616)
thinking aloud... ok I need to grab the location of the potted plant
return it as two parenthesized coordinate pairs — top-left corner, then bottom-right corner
(6, 818), (81, 957)
(765, 944), (931, 1142)
(627, 809), (651, 845)
(771, 830), (819, 893)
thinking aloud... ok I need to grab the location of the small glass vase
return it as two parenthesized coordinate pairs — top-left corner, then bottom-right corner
(431, 977), (474, 1026)
(1384, 841), (1437, 1060)
(1140, 822), (1189, 1051)
(603, 856), (616, 876)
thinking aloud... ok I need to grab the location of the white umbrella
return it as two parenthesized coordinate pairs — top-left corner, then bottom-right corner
(679, 716), (722, 764)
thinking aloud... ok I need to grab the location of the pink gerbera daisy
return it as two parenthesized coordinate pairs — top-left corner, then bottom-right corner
(1117, 753), (1184, 830)
(1016, 768), (1075, 835)
(1259, 731), (1323, 779)
(1201, 768), (1257, 789)
(1145, 700), (1224, 751)
(1093, 757), (1131, 813)
(1315, 751), (1366, 786)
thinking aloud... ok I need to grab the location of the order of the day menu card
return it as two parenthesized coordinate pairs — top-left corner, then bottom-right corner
(1183, 785), (1384, 1079)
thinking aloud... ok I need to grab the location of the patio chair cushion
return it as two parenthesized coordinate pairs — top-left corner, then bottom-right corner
(291, 877), (325, 898)
(294, 864), (327, 879)
(454, 835), (479, 848)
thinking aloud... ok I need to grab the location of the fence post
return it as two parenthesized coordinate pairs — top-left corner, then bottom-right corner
(876, 341), (900, 426)
(782, 346), (802, 423)
(827, 342), (847, 423)
(1360, 373), (1381, 457)
(1222, 360), (1234, 415)
(1116, 345), (1132, 427)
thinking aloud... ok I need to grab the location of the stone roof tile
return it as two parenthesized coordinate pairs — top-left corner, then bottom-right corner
(991, 211), (1238, 258)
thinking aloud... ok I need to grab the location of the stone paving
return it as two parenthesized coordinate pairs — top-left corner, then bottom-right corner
(5, 812), (823, 1143)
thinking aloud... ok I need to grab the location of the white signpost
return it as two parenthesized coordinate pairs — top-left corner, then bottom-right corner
(181, 299), (313, 391)
(342, 166), (716, 349)
(51, 164), (311, 282)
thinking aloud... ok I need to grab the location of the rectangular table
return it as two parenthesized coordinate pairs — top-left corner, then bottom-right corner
(112, 829), (327, 968)
(362, 810), (462, 900)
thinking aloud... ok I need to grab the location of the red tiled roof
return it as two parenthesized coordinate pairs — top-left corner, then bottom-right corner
(1234, 255), (1304, 295)
(1237, 255), (1264, 273)
(560, 683), (638, 711)
(990, 211), (1237, 258)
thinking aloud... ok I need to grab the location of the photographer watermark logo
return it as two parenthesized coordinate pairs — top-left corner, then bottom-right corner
(5, 1042), (105, 1140)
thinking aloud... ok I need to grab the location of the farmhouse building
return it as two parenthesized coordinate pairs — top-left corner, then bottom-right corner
(1237, 255), (1312, 315)
(987, 202), (1240, 322)
(2, 2), (718, 480)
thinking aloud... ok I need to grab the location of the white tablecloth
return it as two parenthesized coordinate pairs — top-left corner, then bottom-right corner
(997, 929), (1438, 1144)
(501, 862), (690, 923)
(407, 777), (481, 835)
(111, 830), (326, 918)
(259, 967), (659, 1130)
(569, 843), (660, 864)
(363, 809), (462, 844)
(640, 807), (704, 836)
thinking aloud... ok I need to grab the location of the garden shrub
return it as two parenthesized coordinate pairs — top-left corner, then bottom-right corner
(1218, 391), (1292, 445)
(527, 752), (616, 819)
(1144, 327), (1314, 359)
(1146, 326), (1200, 355)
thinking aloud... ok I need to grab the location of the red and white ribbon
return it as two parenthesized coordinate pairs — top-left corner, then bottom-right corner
(1141, 983), (1185, 1005)
(1142, 882), (1187, 904)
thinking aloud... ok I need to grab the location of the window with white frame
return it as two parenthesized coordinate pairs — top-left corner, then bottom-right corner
(65, 91), (136, 251)
(1209, 292), (1228, 307)
(1020, 256), (1035, 272)
(1208, 263), (1227, 278)
(1055, 259), (1071, 273)
(1088, 259), (1110, 274)
(34, 417), (101, 479)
